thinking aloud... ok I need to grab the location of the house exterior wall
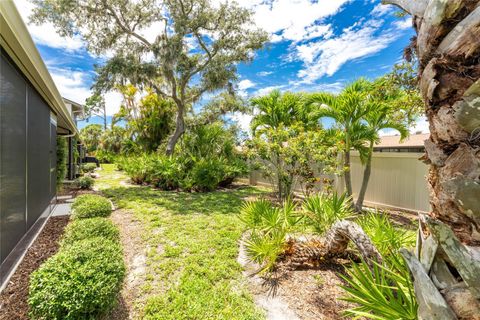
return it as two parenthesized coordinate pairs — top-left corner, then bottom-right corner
(0, 50), (57, 265)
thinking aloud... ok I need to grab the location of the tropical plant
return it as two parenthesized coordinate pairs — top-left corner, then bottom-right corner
(355, 100), (409, 211)
(302, 192), (353, 235)
(340, 256), (417, 320)
(240, 198), (302, 273)
(306, 79), (372, 202)
(84, 93), (107, 130)
(358, 212), (415, 258)
(248, 91), (340, 200)
(74, 176), (94, 190)
(79, 124), (103, 154)
(31, 0), (268, 155)
(379, 1), (480, 317)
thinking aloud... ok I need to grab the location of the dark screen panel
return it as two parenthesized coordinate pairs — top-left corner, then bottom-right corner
(27, 86), (52, 228)
(50, 120), (57, 200)
(0, 52), (27, 263)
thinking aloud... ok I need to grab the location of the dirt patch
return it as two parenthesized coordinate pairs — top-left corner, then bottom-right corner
(0, 216), (69, 320)
(238, 235), (355, 320)
(108, 209), (149, 319)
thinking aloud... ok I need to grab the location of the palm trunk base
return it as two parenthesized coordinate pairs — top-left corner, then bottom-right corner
(288, 220), (382, 267)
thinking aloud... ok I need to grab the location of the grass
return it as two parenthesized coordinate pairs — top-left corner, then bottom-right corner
(97, 164), (267, 319)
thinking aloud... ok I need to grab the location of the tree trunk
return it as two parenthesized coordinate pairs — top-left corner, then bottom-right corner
(166, 106), (185, 155)
(382, 1), (480, 318)
(102, 105), (107, 130)
(290, 220), (382, 267)
(344, 150), (353, 197)
(355, 144), (373, 212)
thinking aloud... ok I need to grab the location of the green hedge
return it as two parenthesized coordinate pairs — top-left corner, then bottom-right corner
(74, 176), (95, 190)
(61, 218), (120, 247)
(28, 238), (125, 320)
(72, 194), (112, 219)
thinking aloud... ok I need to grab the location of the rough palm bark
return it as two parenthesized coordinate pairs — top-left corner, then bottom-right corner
(382, 1), (480, 318)
(290, 220), (382, 267)
(355, 143), (374, 212)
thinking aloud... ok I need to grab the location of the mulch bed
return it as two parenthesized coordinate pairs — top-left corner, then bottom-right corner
(0, 216), (70, 320)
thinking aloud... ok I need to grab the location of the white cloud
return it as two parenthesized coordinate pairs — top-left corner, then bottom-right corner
(231, 112), (253, 133)
(295, 19), (398, 83)
(371, 3), (392, 17)
(257, 71), (273, 77)
(410, 117), (430, 134)
(235, 0), (350, 42)
(255, 85), (287, 96)
(238, 79), (256, 90)
(393, 18), (412, 30)
(13, 0), (85, 52)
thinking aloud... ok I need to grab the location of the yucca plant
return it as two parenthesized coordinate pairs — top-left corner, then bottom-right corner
(302, 192), (353, 235)
(358, 212), (415, 258)
(340, 254), (417, 320)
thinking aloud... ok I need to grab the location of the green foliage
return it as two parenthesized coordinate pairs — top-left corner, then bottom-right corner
(72, 194), (112, 219)
(60, 217), (120, 247)
(302, 192), (353, 235)
(95, 149), (117, 164)
(340, 257), (417, 320)
(118, 122), (247, 191)
(74, 176), (94, 190)
(79, 124), (103, 154)
(56, 136), (67, 188)
(28, 238), (125, 320)
(240, 198), (301, 273)
(99, 126), (128, 154)
(358, 212), (416, 257)
(81, 163), (97, 173)
(98, 164), (265, 319)
(247, 90), (340, 200)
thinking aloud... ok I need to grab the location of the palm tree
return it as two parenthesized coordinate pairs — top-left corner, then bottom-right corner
(381, 1), (480, 318)
(307, 79), (371, 202)
(355, 102), (409, 212)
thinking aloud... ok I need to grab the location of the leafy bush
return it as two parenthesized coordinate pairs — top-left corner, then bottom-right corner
(74, 176), (94, 189)
(56, 136), (67, 188)
(117, 123), (247, 192)
(240, 198), (301, 272)
(72, 194), (112, 219)
(340, 255), (417, 320)
(81, 163), (97, 173)
(302, 192), (353, 235)
(28, 238), (125, 320)
(358, 212), (416, 257)
(61, 218), (120, 247)
(96, 149), (117, 164)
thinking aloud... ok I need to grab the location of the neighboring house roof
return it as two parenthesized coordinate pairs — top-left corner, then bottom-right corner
(0, 1), (78, 134)
(63, 97), (86, 122)
(375, 133), (429, 148)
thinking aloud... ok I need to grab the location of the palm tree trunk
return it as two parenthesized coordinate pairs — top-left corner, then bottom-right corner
(355, 144), (374, 212)
(343, 150), (354, 204)
(290, 220), (382, 267)
(382, 1), (480, 318)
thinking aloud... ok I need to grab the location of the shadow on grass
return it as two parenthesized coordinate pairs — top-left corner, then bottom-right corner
(101, 184), (268, 216)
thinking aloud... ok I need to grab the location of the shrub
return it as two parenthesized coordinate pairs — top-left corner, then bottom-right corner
(61, 218), (120, 247)
(74, 176), (94, 189)
(28, 238), (125, 320)
(340, 255), (417, 320)
(149, 155), (181, 190)
(81, 163), (97, 173)
(72, 194), (112, 219)
(96, 149), (116, 164)
(358, 212), (416, 257)
(240, 198), (302, 273)
(302, 192), (353, 235)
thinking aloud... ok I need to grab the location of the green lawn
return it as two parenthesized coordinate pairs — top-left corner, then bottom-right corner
(98, 164), (267, 320)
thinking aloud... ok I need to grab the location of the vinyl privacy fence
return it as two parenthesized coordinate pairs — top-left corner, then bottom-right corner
(244, 151), (430, 213)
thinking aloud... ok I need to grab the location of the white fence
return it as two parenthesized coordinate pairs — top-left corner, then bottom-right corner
(244, 151), (431, 213)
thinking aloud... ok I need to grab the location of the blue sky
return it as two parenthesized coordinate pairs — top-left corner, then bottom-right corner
(14, 0), (427, 133)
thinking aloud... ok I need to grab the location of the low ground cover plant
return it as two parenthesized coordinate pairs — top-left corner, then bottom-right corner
(29, 194), (125, 319)
(81, 163), (97, 173)
(60, 217), (120, 247)
(29, 238), (125, 320)
(72, 194), (112, 219)
(74, 176), (94, 189)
